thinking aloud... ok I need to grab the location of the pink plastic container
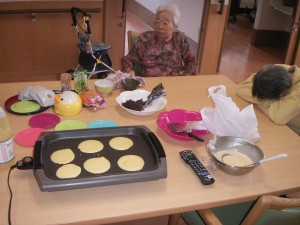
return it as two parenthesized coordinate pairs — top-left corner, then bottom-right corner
(157, 109), (210, 141)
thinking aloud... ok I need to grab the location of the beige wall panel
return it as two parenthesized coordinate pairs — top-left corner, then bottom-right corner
(198, 3), (228, 74)
(104, 0), (126, 70)
(0, 1), (104, 82)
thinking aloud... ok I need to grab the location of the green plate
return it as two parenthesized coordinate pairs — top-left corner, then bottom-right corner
(5, 95), (49, 116)
(55, 120), (87, 131)
(10, 101), (41, 113)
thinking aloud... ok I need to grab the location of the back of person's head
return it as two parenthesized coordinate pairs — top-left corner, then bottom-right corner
(156, 3), (180, 27)
(252, 65), (292, 100)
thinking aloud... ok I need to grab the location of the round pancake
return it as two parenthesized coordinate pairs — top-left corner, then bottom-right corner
(83, 157), (111, 174)
(78, 140), (104, 153)
(50, 148), (75, 164)
(56, 164), (81, 179)
(117, 155), (144, 171)
(109, 137), (133, 151)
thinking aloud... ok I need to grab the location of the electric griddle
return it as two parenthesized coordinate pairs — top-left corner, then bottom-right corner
(33, 125), (167, 191)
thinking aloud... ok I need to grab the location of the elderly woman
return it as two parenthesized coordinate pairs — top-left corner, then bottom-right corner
(121, 4), (199, 77)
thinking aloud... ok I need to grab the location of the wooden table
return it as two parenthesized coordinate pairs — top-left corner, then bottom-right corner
(0, 75), (299, 225)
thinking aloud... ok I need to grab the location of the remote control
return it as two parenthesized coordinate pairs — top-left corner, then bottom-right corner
(179, 150), (215, 185)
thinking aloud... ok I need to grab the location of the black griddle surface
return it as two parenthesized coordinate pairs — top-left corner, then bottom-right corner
(36, 126), (160, 180)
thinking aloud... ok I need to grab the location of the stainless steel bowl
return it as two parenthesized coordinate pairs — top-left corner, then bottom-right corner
(207, 136), (264, 175)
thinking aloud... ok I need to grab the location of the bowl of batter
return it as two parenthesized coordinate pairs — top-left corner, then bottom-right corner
(207, 136), (264, 175)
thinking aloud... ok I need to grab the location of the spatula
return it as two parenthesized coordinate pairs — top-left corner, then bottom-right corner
(221, 153), (288, 166)
(167, 123), (204, 142)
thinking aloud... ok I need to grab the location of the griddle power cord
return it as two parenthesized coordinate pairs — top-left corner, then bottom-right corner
(7, 164), (16, 225)
(7, 156), (34, 225)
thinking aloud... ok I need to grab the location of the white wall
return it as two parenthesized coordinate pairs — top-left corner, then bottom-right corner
(135, 0), (204, 42)
(254, 0), (293, 32)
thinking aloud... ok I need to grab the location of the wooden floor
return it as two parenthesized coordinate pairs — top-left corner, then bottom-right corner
(125, 11), (284, 84)
(219, 15), (284, 83)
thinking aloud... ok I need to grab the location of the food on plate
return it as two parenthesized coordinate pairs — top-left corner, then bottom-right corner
(122, 99), (145, 111)
(215, 150), (253, 167)
(109, 137), (133, 150)
(56, 164), (81, 179)
(50, 148), (75, 164)
(121, 83), (166, 111)
(117, 155), (145, 171)
(78, 140), (104, 153)
(83, 157), (111, 174)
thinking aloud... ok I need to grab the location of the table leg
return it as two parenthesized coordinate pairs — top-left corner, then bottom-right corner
(168, 213), (181, 225)
(197, 209), (222, 225)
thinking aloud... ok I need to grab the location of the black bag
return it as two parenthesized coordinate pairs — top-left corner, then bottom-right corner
(78, 43), (112, 75)
(79, 49), (112, 73)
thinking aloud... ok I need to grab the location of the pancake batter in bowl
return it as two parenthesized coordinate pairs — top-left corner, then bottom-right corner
(215, 150), (253, 167)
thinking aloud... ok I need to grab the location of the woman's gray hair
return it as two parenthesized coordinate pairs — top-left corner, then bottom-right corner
(156, 3), (180, 27)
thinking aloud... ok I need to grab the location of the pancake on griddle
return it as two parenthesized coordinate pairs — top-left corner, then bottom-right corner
(117, 155), (144, 171)
(56, 164), (81, 179)
(50, 148), (75, 164)
(84, 157), (111, 174)
(109, 137), (133, 151)
(78, 140), (104, 153)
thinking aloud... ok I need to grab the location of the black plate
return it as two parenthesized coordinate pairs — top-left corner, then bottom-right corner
(4, 95), (50, 116)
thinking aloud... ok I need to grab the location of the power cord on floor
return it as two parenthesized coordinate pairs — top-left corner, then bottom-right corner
(7, 156), (33, 225)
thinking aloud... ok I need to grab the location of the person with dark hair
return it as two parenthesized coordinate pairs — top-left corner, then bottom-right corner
(236, 64), (300, 134)
(252, 65), (293, 99)
(121, 3), (199, 77)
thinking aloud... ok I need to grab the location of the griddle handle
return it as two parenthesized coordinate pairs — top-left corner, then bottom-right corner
(33, 141), (43, 169)
(148, 132), (166, 158)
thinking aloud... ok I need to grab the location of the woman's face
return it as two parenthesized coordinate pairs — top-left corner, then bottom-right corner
(154, 11), (177, 41)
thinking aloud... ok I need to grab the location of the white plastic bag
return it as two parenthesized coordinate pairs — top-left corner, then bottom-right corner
(200, 85), (260, 142)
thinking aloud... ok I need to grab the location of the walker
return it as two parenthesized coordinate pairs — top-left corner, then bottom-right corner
(70, 7), (114, 79)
